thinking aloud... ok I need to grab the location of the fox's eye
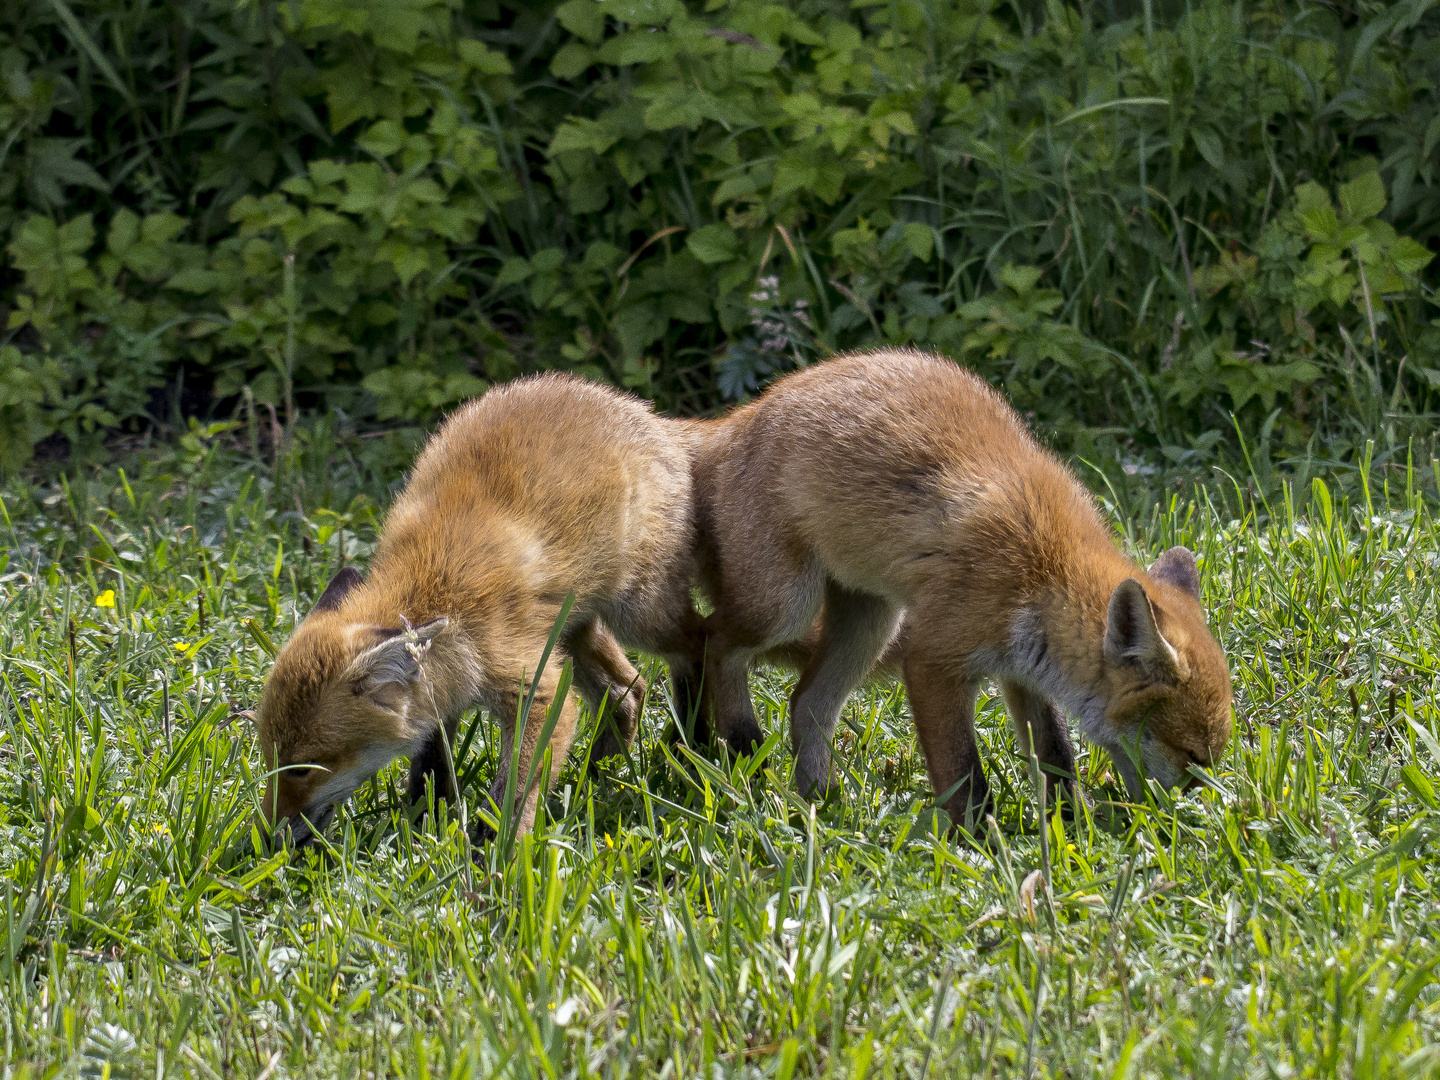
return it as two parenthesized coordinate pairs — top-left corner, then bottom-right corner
(285, 764), (318, 779)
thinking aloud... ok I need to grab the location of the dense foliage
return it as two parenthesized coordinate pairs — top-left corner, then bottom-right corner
(0, 0), (1438, 468)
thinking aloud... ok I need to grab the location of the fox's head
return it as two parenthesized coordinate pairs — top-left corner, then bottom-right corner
(1090, 546), (1233, 798)
(255, 568), (455, 846)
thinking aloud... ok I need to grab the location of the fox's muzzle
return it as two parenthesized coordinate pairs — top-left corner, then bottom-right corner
(266, 803), (335, 851)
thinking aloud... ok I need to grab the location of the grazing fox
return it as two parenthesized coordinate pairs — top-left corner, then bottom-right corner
(693, 349), (1232, 825)
(255, 374), (705, 844)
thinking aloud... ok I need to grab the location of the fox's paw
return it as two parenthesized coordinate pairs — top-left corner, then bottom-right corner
(942, 782), (994, 837)
(719, 718), (765, 757)
(586, 729), (628, 774)
(1046, 775), (1089, 819)
(793, 746), (835, 802)
(470, 816), (497, 845)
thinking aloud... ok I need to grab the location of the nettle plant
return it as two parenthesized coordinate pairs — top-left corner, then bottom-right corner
(1, 0), (1438, 466)
(2, 212), (198, 467)
(1, 0), (520, 462)
(1189, 168), (1436, 420)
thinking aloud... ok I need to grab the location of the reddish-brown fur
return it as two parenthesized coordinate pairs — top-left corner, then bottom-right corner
(256, 374), (705, 843)
(690, 349), (1233, 824)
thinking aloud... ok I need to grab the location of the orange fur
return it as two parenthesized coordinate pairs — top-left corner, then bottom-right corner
(691, 349), (1233, 824)
(256, 374), (705, 843)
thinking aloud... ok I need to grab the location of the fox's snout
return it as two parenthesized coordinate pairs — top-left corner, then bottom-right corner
(257, 789), (334, 851)
(258, 762), (342, 849)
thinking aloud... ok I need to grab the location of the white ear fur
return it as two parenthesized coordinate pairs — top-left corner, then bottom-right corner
(1104, 579), (1179, 677)
(346, 618), (449, 691)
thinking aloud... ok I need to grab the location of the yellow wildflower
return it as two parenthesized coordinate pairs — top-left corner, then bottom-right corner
(173, 641), (191, 653)
(95, 590), (116, 608)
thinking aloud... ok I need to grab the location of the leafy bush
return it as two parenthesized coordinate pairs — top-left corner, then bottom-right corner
(0, 0), (1436, 467)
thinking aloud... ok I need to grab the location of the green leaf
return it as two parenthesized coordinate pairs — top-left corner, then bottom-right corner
(711, 167), (771, 205)
(556, 0), (606, 43)
(1339, 171), (1386, 223)
(550, 42), (595, 79)
(643, 87), (724, 131)
(566, 174), (610, 214)
(686, 223), (739, 265)
(1299, 205), (1341, 244)
(549, 119), (621, 157)
(29, 139), (108, 205)
(1400, 763), (1439, 810)
(608, 0), (681, 25)
(612, 300), (667, 360)
(772, 158), (817, 198)
(166, 267), (226, 293)
(107, 209), (140, 255)
(358, 120), (406, 158)
(583, 241), (623, 270)
(1311, 478), (1333, 529)
(881, 111), (917, 137)
(1192, 127), (1225, 170)
(597, 31), (676, 66)
(388, 243), (431, 286)
(1409, 717), (1440, 770)
(43, 0), (136, 107)
(1389, 237), (1434, 276)
(457, 39), (513, 75)
(141, 213), (186, 246)
(902, 222), (933, 262)
(495, 257), (532, 286)
(530, 248), (565, 274)
(1293, 181), (1331, 217)
(998, 264), (1043, 295)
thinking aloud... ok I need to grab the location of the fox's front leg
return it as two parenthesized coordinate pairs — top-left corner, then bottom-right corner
(1000, 679), (1082, 810)
(902, 654), (989, 832)
(483, 684), (579, 837)
(565, 619), (647, 768)
(407, 713), (463, 810)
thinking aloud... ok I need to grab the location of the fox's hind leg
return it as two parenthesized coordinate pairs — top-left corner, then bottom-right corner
(1000, 680), (1081, 810)
(704, 543), (827, 755)
(789, 582), (900, 798)
(565, 619), (647, 769)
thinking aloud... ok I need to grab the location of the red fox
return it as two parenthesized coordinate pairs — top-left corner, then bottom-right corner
(692, 349), (1232, 825)
(255, 374), (705, 843)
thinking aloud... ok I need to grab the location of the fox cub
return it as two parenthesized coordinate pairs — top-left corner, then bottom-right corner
(256, 374), (703, 843)
(694, 349), (1232, 824)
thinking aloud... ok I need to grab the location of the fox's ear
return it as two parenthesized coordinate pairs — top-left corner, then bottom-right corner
(1104, 579), (1179, 678)
(346, 618), (449, 696)
(312, 567), (364, 615)
(1149, 546), (1200, 599)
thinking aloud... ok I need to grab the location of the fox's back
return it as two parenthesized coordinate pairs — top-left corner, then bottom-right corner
(711, 350), (1108, 600)
(375, 374), (693, 606)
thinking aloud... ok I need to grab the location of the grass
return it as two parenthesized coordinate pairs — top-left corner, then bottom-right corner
(2, 426), (1440, 1079)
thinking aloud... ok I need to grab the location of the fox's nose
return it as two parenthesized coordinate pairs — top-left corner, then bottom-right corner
(1187, 745), (1216, 767)
(1179, 744), (1222, 791)
(284, 818), (310, 847)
